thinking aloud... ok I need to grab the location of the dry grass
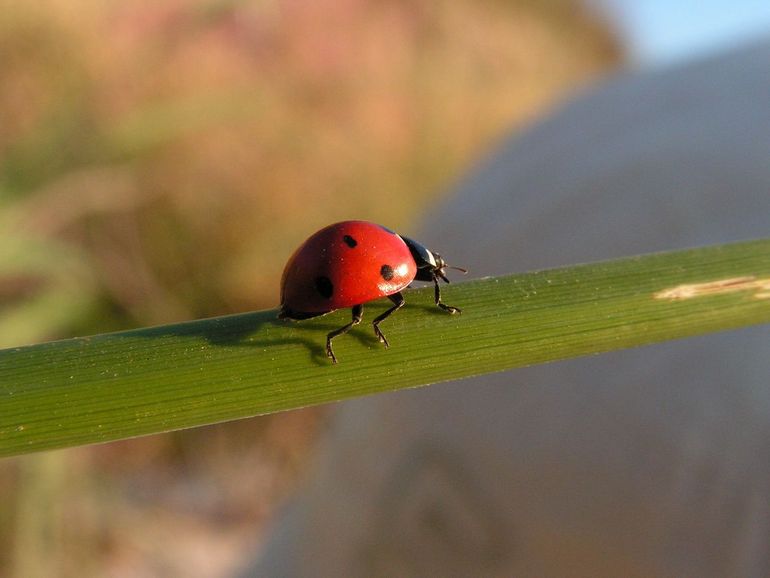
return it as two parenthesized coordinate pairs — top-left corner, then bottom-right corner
(0, 0), (621, 575)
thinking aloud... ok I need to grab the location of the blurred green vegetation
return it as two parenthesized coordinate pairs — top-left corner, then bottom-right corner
(0, 0), (619, 346)
(0, 0), (620, 576)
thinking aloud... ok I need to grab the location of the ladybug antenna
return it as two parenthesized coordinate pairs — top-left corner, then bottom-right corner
(448, 265), (468, 274)
(436, 266), (467, 284)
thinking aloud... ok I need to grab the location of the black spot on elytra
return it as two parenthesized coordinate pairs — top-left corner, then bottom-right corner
(315, 276), (334, 299)
(343, 235), (357, 248)
(380, 264), (394, 281)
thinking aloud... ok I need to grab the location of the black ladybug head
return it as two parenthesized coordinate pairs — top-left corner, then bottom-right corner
(401, 236), (467, 284)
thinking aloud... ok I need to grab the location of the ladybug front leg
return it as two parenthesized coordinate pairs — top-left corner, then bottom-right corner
(433, 274), (461, 314)
(326, 304), (363, 364)
(372, 292), (405, 348)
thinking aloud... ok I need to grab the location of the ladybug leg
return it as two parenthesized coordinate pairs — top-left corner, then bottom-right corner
(326, 304), (363, 364)
(433, 274), (461, 314)
(372, 292), (405, 348)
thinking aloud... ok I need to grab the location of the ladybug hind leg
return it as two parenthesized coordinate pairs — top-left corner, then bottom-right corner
(372, 292), (405, 348)
(326, 304), (363, 364)
(433, 273), (461, 314)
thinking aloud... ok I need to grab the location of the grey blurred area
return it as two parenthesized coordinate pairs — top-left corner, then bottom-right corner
(246, 39), (770, 578)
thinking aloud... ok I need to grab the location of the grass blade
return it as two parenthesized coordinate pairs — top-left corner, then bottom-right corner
(2, 238), (770, 457)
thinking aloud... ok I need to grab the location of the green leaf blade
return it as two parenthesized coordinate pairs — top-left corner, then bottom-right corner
(2, 238), (770, 457)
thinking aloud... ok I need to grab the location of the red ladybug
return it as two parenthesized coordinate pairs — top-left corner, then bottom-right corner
(279, 220), (466, 363)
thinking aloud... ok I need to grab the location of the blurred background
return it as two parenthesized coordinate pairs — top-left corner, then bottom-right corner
(1, 0), (769, 576)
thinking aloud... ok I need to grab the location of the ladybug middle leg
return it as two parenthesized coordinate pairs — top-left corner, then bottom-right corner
(433, 273), (462, 314)
(326, 304), (363, 364)
(372, 292), (405, 348)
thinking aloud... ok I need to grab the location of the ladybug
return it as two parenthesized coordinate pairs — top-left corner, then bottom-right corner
(278, 220), (466, 363)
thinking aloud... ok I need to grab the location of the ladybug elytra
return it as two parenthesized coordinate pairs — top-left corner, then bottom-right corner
(278, 220), (466, 363)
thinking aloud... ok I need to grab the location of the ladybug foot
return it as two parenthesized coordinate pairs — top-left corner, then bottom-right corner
(439, 303), (462, 315)
(373, 325), (390, 348)
(325, 341), (339, 364)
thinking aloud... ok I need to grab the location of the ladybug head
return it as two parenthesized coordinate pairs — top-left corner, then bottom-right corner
(431, 252), (468, 283)
(402, 236), (467, 284)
